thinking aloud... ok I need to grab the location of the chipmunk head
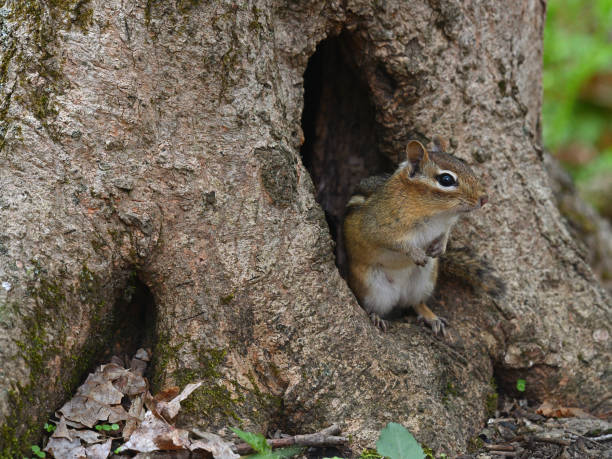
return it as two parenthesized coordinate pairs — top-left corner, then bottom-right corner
(400, 140), (488, 214)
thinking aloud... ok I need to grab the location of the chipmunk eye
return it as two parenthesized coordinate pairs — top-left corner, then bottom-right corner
(436, 173), (456, 187)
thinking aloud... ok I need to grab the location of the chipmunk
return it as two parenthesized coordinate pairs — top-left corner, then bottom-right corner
(343, 139), (503, 335)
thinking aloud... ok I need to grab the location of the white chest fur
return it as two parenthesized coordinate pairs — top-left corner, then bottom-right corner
(363, 260), (436, 316)
(361, 213), (459, 317)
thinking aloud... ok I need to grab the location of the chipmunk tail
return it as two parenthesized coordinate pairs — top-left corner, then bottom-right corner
(440, 246), (506, 298)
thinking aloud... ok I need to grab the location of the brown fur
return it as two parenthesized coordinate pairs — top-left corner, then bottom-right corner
(343, 140), (496, 333)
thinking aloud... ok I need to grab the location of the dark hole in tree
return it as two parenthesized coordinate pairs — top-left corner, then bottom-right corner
(92, 273), (156, 376)
(67, 273), (156, 401)
(300, 32), (395, 276)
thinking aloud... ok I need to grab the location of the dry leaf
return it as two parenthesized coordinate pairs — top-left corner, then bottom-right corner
(121, 411), (191, 452)
(135, 348), (150, 361)
(52, 417), (72, 439)
(72, 429), (104, 444)
(536, 400), (593, 418)
(155, 386), (180, 402)
(190, 432), (239, 459)
(85, 438), (112, 459)
(158, 381), (203, 420)
(101, 363), (129, 381)
(45, 437), (86, 458)
(59, 396), (100, 428)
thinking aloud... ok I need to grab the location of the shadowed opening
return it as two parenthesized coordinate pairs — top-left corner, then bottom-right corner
(101, 273), (156, 367)
(300, 32), (394, 276)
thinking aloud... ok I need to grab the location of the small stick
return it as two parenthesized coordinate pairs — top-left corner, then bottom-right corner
(590, 433), (612, 442)
(484, 444), (515, 452)
(531, 435), (571, 446)
(233, 425), (347, 455)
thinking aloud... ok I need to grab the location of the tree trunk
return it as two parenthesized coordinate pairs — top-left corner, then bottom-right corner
(0, 0), (609, 456)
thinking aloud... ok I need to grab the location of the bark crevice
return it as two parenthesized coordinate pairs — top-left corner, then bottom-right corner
(300, 31), (395, 276)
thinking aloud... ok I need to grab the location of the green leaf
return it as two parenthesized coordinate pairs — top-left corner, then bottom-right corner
(111, 423), (120, 430)
(516, 379), (526, 392)
(43, 423), (56, 433)
(376, 423), (425, 459)
(30, 446), (45, 458)
(359, 449), (383, 459)
(230, 427), (271, 454)
(95, 425), (103, 431)
(114, 446), (123, 454)
(102, 424), (112, 431)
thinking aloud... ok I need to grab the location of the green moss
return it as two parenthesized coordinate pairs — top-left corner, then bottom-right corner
(485, 377), (499, 418)
(0, 43), (16, 86)
(248, 20), (262, 32)
(422, 445), (436, 459)
(176, 0), (203, 14)
(0, 263), (113, 456)
(485, 392), (498, 417)
(220, 293), (234, 305)
(467, 435), (484, 453)
(71, 0), (94, 33)
(444, 381), (459, 397)
(152, 337), (242, 422)
(0, 0), (95, 147)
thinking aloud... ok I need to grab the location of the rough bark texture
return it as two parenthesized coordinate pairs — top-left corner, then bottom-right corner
(0, 0), (610, 456)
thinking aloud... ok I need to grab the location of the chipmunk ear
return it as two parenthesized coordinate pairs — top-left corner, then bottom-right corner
(405, 140), (429, 176)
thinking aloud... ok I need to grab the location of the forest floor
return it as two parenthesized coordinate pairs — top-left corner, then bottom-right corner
(36, 346), (611, 459)
(454, 395), (612, 459)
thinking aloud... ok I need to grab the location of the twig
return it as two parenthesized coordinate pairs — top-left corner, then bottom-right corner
(530, 435), (571, 446)
(233, 424), (347, 455)
(590, 433), (612, 442)
(484, 444), (515, 452)
(567, 429), (603, 446)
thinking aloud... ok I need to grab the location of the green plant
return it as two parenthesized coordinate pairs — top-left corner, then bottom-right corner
(516, 379), (526, 392)
(30, 445), (45, 458)
(230, 427), (303, 459)
(94, 423), (120, 431)
(359, 449), (383, 459)
(543, 0), (612, 150)
(375, 423), (425, 459)
(43, 423), (55, 433)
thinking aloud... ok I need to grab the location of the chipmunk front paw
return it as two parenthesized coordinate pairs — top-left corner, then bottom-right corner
(425, 234), (446, 258)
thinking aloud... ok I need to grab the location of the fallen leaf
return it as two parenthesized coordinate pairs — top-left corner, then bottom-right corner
(101, 363), (129, 381)
(52, 417), (72, 439)
(89, 379), (125, 405)
(190, 432), (239, 459)
(121, 411), (191, 452)
(537, 401), (593, 418)
(59, 396), (100, 428)
(45, 437), (86, 459)
(158, 381), (204, 420)
(124, 394), (147, 440)
(108, 404), (129, 423)
(135, 348), (151, 361)
(155, 386), (180, 402)
(85, 438), (112, 459)
(72, 429), (104, 444)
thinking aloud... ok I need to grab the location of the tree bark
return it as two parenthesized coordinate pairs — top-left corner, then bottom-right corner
(0, 0), (609, 456)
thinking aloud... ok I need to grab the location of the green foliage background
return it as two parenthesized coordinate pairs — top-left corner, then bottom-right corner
(543, 0), (612, 202)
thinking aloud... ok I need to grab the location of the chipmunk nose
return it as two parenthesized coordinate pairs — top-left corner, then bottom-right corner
(479, 195), (488, 207)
